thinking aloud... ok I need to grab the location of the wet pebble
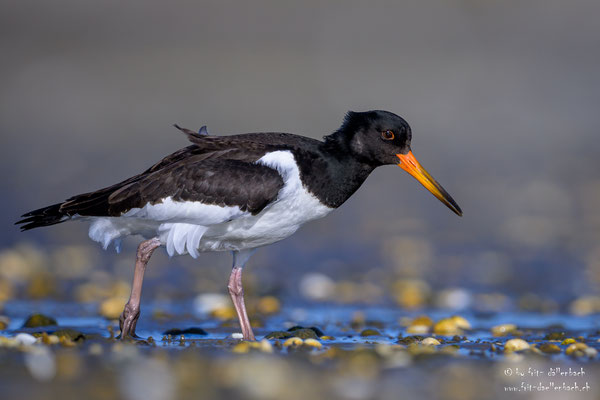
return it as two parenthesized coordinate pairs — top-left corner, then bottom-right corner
(283, 337), (303, 347)
(421, 337), (441, 346)
(538, 343), (561, 354)
(544, 331), (566, 341)
(288, 326), (322, 338)
(450, 315), (471, 329)
(491, 324), (517, 337)
(53, 329), (85, 341)
(266, 326), (322, 340)
(504, 338), (530, 353)
(22, 313), (57, 328)
(397, 336), (425, 345)
(15, 333), (38, 346)
(41, 333), (60, 345)
(163, 327), (207, 336)
(432, 316), (470, 336)
(565, 342), (596, 358)
(303, 339), (323, 349)
(265, 330), (292, 340)
(405, 315), (433, 335)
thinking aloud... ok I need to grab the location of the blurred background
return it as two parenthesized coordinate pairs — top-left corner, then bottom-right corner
(1, 0), (600, 314)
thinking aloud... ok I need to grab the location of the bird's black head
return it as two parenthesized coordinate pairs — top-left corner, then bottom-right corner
(330, 110), (412, 166)
(324, 110), (462, 216)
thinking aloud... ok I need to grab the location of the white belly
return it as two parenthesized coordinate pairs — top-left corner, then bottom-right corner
(199, 181), (332, 251)
(86, 150), (333, 257)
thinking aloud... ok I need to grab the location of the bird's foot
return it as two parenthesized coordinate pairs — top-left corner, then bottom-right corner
(243, 329), (256, 341)
(118, 303), (142, 340)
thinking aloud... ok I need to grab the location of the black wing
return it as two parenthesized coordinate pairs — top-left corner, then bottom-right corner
(103, 158), (284, 216)
(16, 128), (322, 231)
(17, 154), (285, 231)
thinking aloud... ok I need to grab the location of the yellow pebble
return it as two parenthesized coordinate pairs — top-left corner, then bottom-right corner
(491, 324), (517, 337)
(232, 342), (251, 353)
(561, 338), (576, 345)
(303, 338), (322, 349)
(421, 337), (441, 346)
(406, 314), (433, 334)
(411, 315), (434, 327)
(433, 318), (461, 336)
(504, 338), (530, 353)
(260, 339), (273, 353)
(283, 337), (303, 347)
(46, 335), (60, 345)
(565, 342), (588, 356)
(320, 335), (335, 340)
(450, 315), (471, 330)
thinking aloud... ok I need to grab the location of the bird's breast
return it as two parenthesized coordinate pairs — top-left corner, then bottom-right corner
(199, 150), (334, 250)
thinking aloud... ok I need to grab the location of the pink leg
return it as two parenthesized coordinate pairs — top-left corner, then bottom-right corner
(228, 266), (255, 341)
(119, 237), (161, 339)
(228, 250), (256, 340)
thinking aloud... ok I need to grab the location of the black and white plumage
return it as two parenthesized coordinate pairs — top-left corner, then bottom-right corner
(17, 110), (462, 340)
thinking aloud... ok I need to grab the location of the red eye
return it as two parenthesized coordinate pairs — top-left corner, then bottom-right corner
(381, 130), (394, 140)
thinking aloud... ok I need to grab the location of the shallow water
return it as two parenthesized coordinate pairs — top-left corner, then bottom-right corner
(1, 299), (599, 400)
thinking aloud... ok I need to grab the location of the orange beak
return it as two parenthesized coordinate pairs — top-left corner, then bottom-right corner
(397, 151), (462, 216)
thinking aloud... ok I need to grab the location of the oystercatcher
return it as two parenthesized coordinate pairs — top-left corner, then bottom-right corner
(16, 110), (462, 340)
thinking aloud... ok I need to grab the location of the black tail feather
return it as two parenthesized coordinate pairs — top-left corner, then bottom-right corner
(15, 203), (68, 231)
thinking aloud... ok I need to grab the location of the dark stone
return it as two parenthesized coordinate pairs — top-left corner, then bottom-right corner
(265, 331), (293, 340)
(360, 329), (381, 337)
(22, 313), (57, 328)
(398, 335), (425, 345)
(287, 326), (324, 337)
(163, 327), (207, 336)
(544, 332), (566, 341)
(539, 343), (561, 354)
(53, 329), (85, 341)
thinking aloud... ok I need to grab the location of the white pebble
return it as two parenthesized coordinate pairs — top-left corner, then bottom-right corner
(504, 338), (530, 352)
(231, 333), (243, 339)
(421, 337), (441, 346)
(15, 333), (38, 346)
